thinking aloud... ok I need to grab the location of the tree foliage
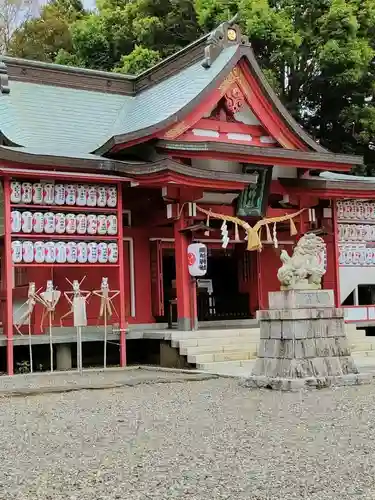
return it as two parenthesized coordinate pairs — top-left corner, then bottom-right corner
(6, 0), (375, 174)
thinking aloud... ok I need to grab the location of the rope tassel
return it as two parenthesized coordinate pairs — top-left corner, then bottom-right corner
(273, 222), (278, 249)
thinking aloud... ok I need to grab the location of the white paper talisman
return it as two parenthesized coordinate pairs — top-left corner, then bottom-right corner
(21, 182), (33, 204)
(77, 242), (88, 263)
(73, 296), (87, 327)
(76, 185), (87, 206)
(106, 215), (118, 235)
(66, 241), (78, 263)
(66, 214), (77, 234)
(55, 241), (67, 263)
(87, 214), (98, 235)
(44, 212), (56, 234)
(11, 241), (22, 263)
(10, 182), (21, 204)
(97, 186), (107, 207)
(108, 242), (118, 263)
(43, 183), (55, 205)
(54, 184), (65, 205)
(55, 213), (66, 234)
(11, 210), (21, 233)
(32, 212), (44, 233)
(65, 184), (76, 206)
(22, 241), (34, 263)
(88, 242), (98, 263)
(107, 186), (117, 207)
(34, 241), (45, 263)
(97, 215), (107, 235)
(86, 185), (97, 207)
(21, 211), (33, 233)
(98, 242), (108, 263)
(32, 183), (44, 204)
(76, 214), (87, 234)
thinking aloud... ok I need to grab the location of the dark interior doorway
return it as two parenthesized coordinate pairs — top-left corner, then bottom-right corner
(158, 248), (251, 324)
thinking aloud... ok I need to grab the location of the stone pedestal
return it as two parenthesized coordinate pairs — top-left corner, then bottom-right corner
(242, 290), (372, 391)
(56, 344), (72, 371)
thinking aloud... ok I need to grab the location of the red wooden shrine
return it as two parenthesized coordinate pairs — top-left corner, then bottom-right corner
(0, 20), (364, 374)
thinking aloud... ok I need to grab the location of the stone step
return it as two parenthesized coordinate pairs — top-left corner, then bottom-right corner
(188, 350), (256, 364)
(174, 334), (258, 349)
(196, 359), (256, 373)
(179, 342), (258, 356)
(353, 350), (375, 358)
(170, 328), (260, 342)
(350, 342), (375, 351)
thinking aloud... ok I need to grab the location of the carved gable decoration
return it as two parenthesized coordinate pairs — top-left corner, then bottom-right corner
(202, 17), (248, 69)
(160, 63), (300, 150)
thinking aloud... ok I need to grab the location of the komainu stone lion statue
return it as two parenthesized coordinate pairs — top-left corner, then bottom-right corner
(277, 233), (326, 290)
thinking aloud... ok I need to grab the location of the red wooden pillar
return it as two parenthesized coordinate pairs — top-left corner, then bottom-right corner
(117, 182), (127, 366)
(332, 199), (341, 307)
(174, 211), (193, 330)
(3, 178), (13, 375)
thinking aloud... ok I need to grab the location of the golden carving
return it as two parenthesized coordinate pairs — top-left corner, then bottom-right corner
(163, 121), (189, 139)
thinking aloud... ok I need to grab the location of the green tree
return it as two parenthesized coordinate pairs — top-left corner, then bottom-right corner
(8, 0), (85, 62)
(194, 0), (375, 173)
(114, 45), (162, 74)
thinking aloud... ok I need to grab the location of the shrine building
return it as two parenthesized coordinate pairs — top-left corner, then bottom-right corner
(0, 20), (368, 375)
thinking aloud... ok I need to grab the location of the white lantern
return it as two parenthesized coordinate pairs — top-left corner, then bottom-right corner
(44, 212), (56, 234)
(43, 183), (55, 205)
(88, 242), (98, 263)
(86, 185), (97, 207)
(76, 185), (87, 206)
(44, 241), (56, 263)
(32, 212), (44, 233)
(21, 211), (33, 233)
(11, 210), (21, 233)
(21, 182), (33, 204)
(54, 184), (65, 205)
(87, 214), (98, 235)
(106, 215), (118, 235)
(66, 214), (77, 234)
(108, 242), (118, 263)
(34, 241), (45, 263)
(65, 185), (76, 206)
(97, 215), (107, 235)
(66, 241), (78, 263)
(11, 241), (22, 263)
(187, 243), (207, 277)
(98, 242), (108, 263)
(55, 242), (67, 263)
(22, 241), (34, 263)
(32, 183), (44, 204)
(97, 186), (107, 207)
(77, 242), (88, 263)
(55, 213), (66, 234)
(10, 181), (22, 204)
(107, 186), (117, 207)
(76, 214), (87, 234)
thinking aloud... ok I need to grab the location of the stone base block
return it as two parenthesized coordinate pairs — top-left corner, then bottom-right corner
(268, 290), (334, 310)
(241, 373), (373, 391)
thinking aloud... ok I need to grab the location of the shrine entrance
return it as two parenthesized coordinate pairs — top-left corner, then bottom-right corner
(151, 242), (254, 326)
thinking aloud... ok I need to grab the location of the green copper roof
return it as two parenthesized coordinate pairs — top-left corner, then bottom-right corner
(0, 45), (238, 156)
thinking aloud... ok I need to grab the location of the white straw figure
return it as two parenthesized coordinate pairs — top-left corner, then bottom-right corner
(35, 280), (61, 372)
(92, 277), (120, 368)
(13, 282), (42, 373)
(60, 277), (91, 373)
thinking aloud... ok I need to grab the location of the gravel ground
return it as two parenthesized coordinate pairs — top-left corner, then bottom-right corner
(1, 378), (375, 500)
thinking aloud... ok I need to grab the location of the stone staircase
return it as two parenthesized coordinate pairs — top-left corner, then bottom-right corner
(165, 324), (375, 375)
